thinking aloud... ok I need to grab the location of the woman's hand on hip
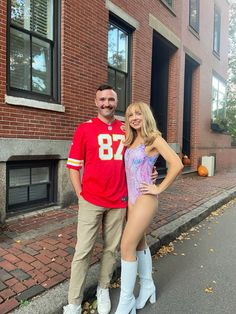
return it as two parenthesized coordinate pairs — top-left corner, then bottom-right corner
(139, 182), (159, 196)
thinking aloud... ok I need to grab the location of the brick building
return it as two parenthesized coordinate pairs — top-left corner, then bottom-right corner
(0, 0), (235, 222)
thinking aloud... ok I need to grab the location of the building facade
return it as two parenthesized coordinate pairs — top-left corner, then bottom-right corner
(0, 0), (235, 222)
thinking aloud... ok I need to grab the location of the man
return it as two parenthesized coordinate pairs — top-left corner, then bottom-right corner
(63, 85), (128, 314)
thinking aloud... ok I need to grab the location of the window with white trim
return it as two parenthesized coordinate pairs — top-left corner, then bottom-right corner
(8, 0), (60, 102)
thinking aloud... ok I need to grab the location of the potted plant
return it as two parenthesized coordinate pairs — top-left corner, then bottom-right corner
(211, 117), (229, 133)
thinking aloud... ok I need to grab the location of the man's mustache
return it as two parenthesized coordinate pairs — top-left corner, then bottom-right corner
(101, 105), (113, 109)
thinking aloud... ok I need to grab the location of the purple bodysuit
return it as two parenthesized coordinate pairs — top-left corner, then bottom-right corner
(124, 143), (159, 205)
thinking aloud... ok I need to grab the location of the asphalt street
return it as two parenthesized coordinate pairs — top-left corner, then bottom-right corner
(110, 200), (236, 314)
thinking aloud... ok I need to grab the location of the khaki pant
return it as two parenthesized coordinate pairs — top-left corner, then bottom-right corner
(68, 196), (126, 305)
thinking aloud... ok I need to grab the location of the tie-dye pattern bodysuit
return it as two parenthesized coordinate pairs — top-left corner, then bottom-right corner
(124, 143), (159, 205)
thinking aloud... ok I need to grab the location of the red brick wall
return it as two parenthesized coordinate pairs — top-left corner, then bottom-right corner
(167, 50), (181, 144)
(179, 0), (236, 170)
(1, 0), (235, 169)
(0, 0), (183, 141)
(0, 0), (108, 140)
(61, 0), (108, 126)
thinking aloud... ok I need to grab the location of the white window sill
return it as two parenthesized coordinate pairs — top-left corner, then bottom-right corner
(5, 95), (65, 113)
(115, 114), (125, 122)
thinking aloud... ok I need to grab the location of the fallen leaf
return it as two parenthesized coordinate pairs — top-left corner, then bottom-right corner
(92, 300), (97, 309)
(83, 302), (90, 310)
(156, 244), (175, 257)
(204, 287), (213, 293)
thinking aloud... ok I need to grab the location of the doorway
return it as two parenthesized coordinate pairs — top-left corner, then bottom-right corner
(150, 31), (177, 175)
(182, 55), (199, 158)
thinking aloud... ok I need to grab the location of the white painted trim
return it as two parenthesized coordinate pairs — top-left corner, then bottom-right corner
(184, 46), (202, 65)
(106, 0), (140, 30)
(149, 14), (181, 48)
(5, 95), (65, 113)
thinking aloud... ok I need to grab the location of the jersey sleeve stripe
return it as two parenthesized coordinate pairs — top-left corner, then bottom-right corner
(67, 158), (84, 167)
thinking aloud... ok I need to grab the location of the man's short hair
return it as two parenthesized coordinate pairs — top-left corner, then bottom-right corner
(96, 84), (116, 92)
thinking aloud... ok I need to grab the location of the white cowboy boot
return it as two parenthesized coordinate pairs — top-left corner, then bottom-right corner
(136, 247), (156, 309)
(114, 259), (138, 314)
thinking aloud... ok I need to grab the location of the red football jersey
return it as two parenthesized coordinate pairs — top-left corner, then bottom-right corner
(67, 117), (128, 208)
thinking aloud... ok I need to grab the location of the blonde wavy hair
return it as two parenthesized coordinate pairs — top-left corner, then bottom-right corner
(124, 101), (161, 147)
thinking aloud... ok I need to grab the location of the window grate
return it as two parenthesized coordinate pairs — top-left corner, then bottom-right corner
(7, 160), (56, 212)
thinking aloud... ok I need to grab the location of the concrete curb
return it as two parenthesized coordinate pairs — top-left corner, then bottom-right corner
(12, 187), (236, 314)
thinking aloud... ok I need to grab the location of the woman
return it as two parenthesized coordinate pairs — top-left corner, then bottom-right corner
(115, 102), (183, 314)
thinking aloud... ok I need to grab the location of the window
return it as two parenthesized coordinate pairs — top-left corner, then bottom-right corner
(213, 6), (221, 55)
(7, 160), (56, 212)
(8, 0), (60, 102)
(212, 75), (226, 121)
(163, 0), (173, 7)
(108, 16), (132, 115)
(189, 0), (200, 33)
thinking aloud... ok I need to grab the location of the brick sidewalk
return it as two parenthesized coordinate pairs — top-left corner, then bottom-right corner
(1, 170), (236, 313)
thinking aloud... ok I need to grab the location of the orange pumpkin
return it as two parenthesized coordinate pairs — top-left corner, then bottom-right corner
(197, 165), (208, 177)
(182, 155), (191, 166)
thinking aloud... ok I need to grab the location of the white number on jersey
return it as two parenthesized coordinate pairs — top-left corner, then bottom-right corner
(98, 134), (124, 160)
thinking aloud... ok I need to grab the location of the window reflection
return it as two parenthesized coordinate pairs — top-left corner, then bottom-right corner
(213, 7), (221, 55)
(212, 75), (226, 120)
(108, 20), (130, 114)
(189, 0), (199, 33)
(108, 24), (128, 73)
(32, 38), (51, 94)
(9, 0), (55, 97)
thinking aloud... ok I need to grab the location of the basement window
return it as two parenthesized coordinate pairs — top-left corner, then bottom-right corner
(7, 160), (57, 213)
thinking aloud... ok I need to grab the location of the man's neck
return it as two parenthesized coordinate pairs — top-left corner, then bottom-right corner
(97, 114), (115, 124)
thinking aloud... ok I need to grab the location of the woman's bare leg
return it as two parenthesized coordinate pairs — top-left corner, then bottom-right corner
(120, 195), (158, 261)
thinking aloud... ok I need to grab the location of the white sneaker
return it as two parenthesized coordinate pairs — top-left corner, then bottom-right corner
(63, 304), (81, 314)
(97, 286), (111, 314)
